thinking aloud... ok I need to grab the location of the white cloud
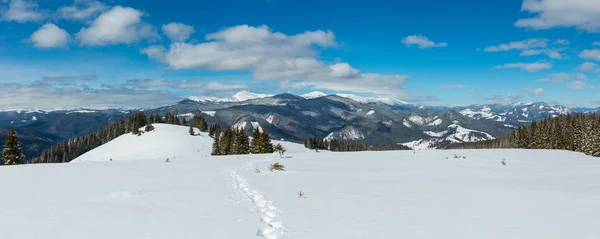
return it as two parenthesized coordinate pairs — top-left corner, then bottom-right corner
(575, 73), (588, 80)
(402, 35), (448, 49)
(537, 73), (569, 84)
(143, 25), (409, 95)
(567, 80), (587, 90)
(126, 79), (248, 92)
(58, 0), (107, 21)
(594, 42), (600, 46)
(162, 22), (195, 42)
(76, 6), (158, 46)
(29, 23), (70, 49)
(0, 0), (45, 22)
(485, 38), (548, 52)
(329, 63), (360, 78)
(579, 49), (600, 61)
(440, 84), (465, 89)
(578, 62), (598, 71)
(524, 87), (545, 95)
(495, 62), (552, 72)
(515, 0), (600, 32)
(520, 49), (563, 59)
(0, 81), (181, 110)
(485, 38), (566, 59)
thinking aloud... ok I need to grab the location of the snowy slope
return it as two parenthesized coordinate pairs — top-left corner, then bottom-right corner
(188, 91), (273, 103)
(74, 124), (215, 161)
(1, 125), (600, 239)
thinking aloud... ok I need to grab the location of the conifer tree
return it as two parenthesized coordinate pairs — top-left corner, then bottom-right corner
(132, 122), (140, 135)
(145, 123), (154, 132)
(182, 117), (187, 126)
(2, 128), (24, 165)
(211, 135), (221, 155)
(219, 128), (233, 155)
(189, 126), (194, 135)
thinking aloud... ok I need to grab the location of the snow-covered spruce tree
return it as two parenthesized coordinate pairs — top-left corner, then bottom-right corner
(211, 134), (221, 156)
(189, 126), (194, 135)
(132, 122), (140, 135)
(2, 128), (24, 165)
(209, 123), (220, 138)
(256, 130), (274, 153)
(181, 118), (187, 126)
(145, 123), (154, 132)
(193, 115), (208, 132)
(250, 128), (262, 154)
(219, 128), (233, 155)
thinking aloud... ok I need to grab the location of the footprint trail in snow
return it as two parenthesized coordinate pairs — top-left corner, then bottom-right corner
(230, 168), (287, 239)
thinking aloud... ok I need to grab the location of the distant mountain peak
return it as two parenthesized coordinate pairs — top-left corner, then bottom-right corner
(230, 91), (273, 102)
(301, 91), (327, 99)
(188, 91), (273, 103)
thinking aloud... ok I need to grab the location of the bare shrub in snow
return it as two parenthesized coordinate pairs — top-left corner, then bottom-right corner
(269, 162), (285, 171)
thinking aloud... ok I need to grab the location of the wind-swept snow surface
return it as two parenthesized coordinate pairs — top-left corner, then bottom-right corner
(1, 124), (599, 239)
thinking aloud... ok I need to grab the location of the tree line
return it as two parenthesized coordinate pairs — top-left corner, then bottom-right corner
(449, 113), (600, 157)
(303, 137), (410, 152)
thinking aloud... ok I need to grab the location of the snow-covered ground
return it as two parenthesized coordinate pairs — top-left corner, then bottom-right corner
(1, 124), (599, 239)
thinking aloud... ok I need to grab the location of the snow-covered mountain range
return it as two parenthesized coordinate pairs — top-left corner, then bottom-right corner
(0, 91), (586, 157)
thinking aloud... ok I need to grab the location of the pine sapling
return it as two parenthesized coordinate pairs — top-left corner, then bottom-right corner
(501, 158), (506, 166)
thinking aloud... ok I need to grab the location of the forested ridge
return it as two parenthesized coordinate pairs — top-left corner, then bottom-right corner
(449, 113), (600, 157)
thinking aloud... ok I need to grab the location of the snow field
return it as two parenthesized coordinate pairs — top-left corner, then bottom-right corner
(1, 124), (599, 239)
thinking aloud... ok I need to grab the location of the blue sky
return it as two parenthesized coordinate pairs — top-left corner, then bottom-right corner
(1, 0), (599, 110)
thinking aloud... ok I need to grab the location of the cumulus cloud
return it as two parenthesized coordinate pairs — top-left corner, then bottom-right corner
(0, 81), (181, 110)
(0, 0), (45, 22)
(537, 73), (570, 84)
(29, 23), (70, 48)
(439, 84), (464, 89)
(142, 25), (409, 95)
(76, 6), (158, 46)
(524, 87), (545, 95)
(485, 38), (566, 59)
(402, 35), (448, 49)
(578, 62), (598, 71)
(126, 78), (247, 92)
(57, 0), (107, 21)
(494, 62), (552, 72)
(579, 49), (600, 61)
(567, 80), (587, 90)
(485, 38), (548, 52)
(515, 0), (600, 32)
(162, 22), (195, 42)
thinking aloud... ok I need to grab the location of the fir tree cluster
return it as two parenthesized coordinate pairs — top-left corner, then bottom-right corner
(450, 113), (600, 157)
(212, 127), (274, 156)
(1, 128), (25, 165)
(303, 137), (410, 152)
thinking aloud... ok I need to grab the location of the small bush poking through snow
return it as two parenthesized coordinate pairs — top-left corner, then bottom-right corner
(269, 162), (285, 172)
(255, 168), (261, 174)
(298, 191), (305, 198)
(274, 144), (286, 158)
(501, 158), (506, 166)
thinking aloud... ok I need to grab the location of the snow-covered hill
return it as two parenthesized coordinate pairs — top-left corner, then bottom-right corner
(1, 124), (599, 238)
